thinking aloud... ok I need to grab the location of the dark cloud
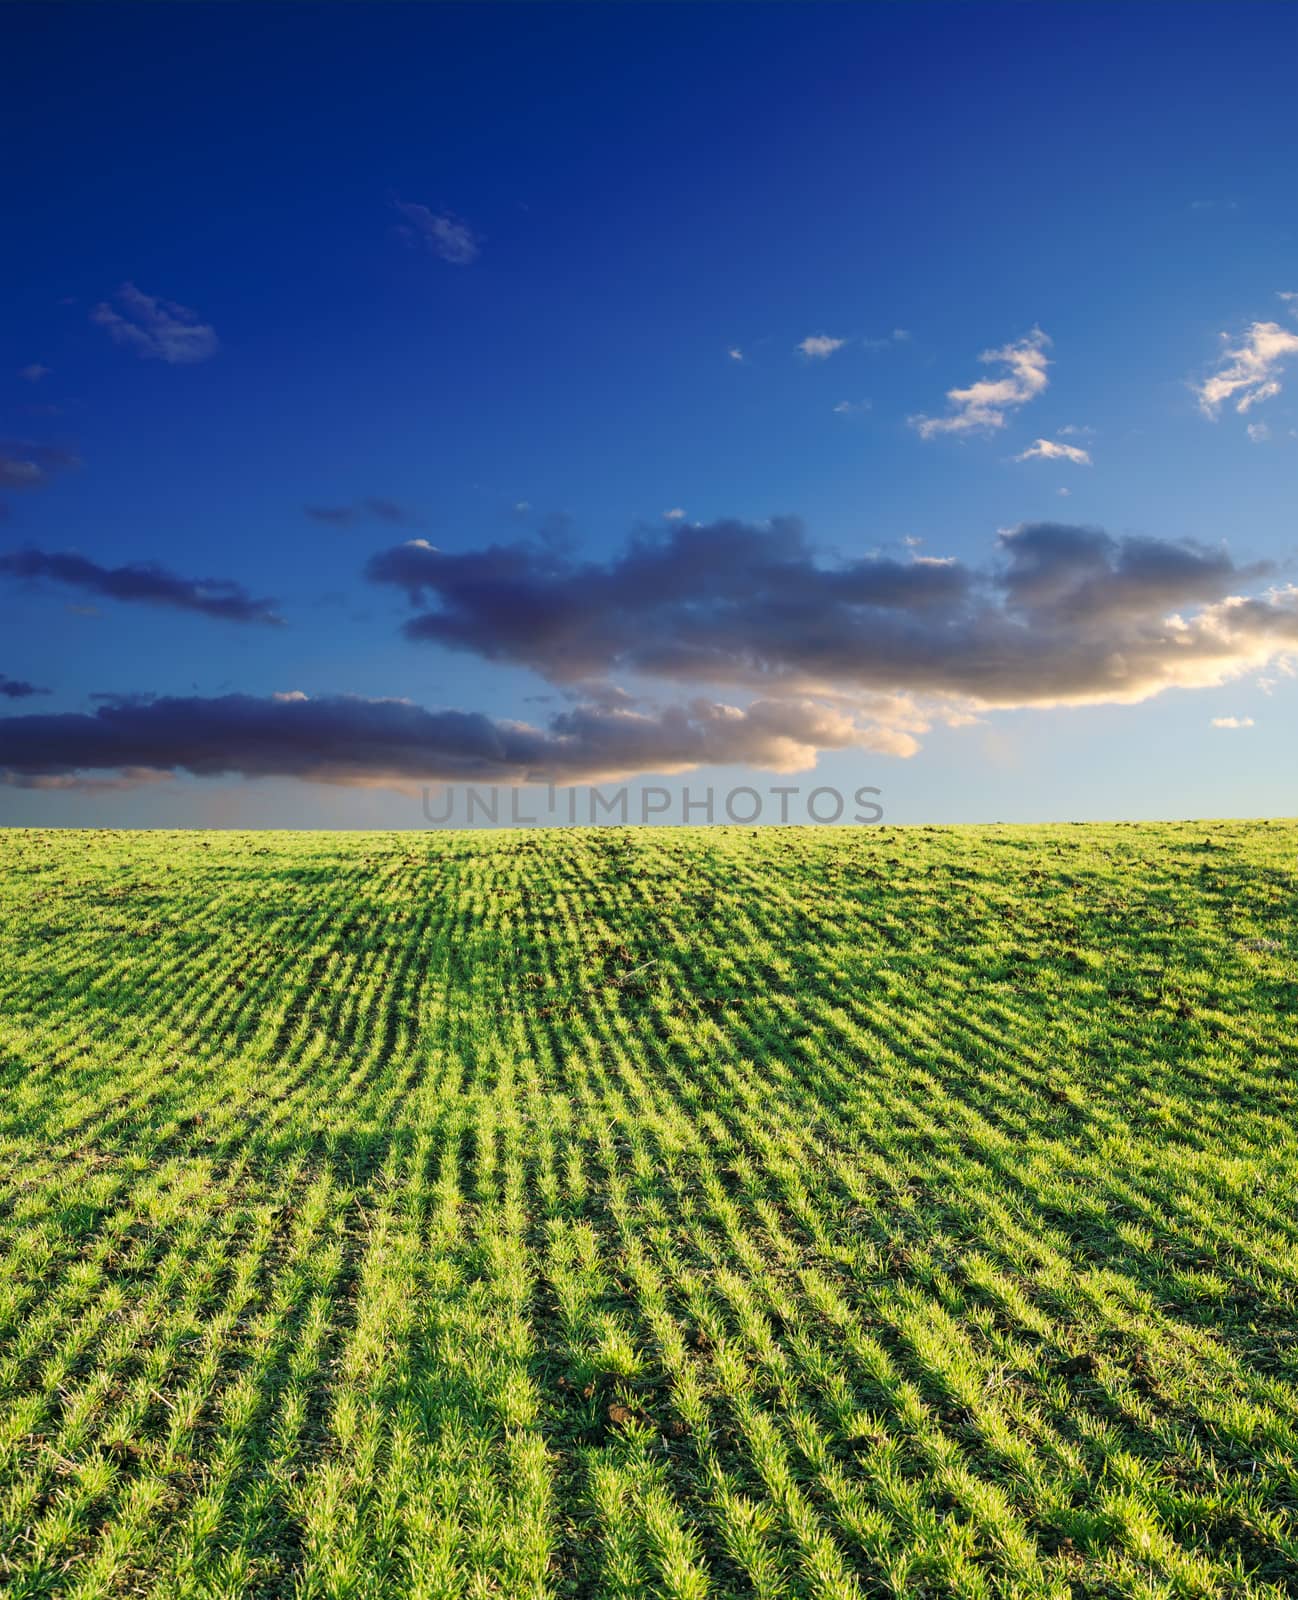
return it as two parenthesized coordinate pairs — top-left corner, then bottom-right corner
(364, 518), (1296, 710)
(91, 284), (218, 364)
(304, 498), (419, 528)
(0, 441), (81, 491)
(0, 674), (48, 700)
(0, 691), (864, 790)
(0, 548), (282, 625)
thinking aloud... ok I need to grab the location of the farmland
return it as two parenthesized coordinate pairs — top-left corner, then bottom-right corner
(0, 821), (1295, 1599)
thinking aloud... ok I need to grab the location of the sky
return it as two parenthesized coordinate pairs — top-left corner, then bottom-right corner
(2, 1), (1296, 828)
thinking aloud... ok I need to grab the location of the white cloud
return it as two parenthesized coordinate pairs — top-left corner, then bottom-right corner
(832, 399), (871, 416)
(1057, 487), (1071, 497)
(513, 501), (531, 513)
(394, 201), (480, 265)
(663, 508), (686, 520)
(1247, 421), (1271, 443)
(1014, 438), (1092, 465)
(91, 284), (219, 364)
(910, 328), (1051, 438)
(18, 363), (49, 382)
(1195, 318), (1298, 417)
(1057, 423), (1094, 437)
(727, 347), (744, 362)
(797, 335), (846, 360)
(273, 690), (309, 703)
(1211, 715), (1254, 729)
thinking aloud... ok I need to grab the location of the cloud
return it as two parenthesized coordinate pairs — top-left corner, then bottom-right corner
(797, 335), (846, 360)
(304, 498), (419, 528)
(833, 400), (871, 416)
(0, 690), (880, 791)
(0, 673), (48, 699)
(1014, 438), (1092, 465)
(366, 515), (1298, 719)
(911, 328), (1051, 438)
(0, 548), (282, 624)
(19, 364), (49, 383)
(727, 347), (744, 362)
(1211, 715), (1254, 729)
(394, 201), (481, 265)
(663, 508), (687, 520)
(1246, 421), (1271, 443)
(0, 441), (80, 491)
(862, 329), (910, 350)
(1195, 317), (1298, 417)
(91, 284), (219, 364)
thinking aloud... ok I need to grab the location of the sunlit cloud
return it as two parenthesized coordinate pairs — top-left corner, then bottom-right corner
(910, 328), (1051, 438)
(1195, 316), (1298, 417)
(1014, 438), (1092, 465)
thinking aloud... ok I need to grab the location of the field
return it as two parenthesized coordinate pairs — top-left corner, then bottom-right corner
(1, 822), (1296, 1600)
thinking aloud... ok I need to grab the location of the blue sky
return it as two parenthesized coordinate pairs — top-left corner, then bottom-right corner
(2, 1), (1296, 826)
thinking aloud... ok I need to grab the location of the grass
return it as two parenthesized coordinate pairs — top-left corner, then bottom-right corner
(0, 819), (1296, 1600)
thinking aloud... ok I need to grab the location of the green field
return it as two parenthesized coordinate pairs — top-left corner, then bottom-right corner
(1, 822), (1296, 1600)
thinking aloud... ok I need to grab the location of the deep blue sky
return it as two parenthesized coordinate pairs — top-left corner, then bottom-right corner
(2, 2), (1296, 826)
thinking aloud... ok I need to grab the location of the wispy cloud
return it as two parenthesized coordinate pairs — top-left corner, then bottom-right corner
(394, 201), (481, 265)
(1014, 438), (1092, 465)
(663, 508), (687, 520)
(1195, 315), (1298, 417)
(0, 548), (282, 624)
(1211, 716), (1254, 729)
(862, 329), (910, 350)
(1246, 421), (1271, 444)
(832, 399), (871, 416)
(727, 347), (744, 363)
(0, 673), (48, 700)
(0, 441), (80, 491)
(910, 328), (1051, 438)
(796, 335), (846, 360)
(304, 498), (419, 528)
(91, 283), (219, 364)
(18, 364), (49, 383)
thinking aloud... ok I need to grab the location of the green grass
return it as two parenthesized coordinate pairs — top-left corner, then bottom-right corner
(1, 820), (1296, 1599)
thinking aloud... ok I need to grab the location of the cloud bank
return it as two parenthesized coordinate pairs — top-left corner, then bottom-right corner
(0, 691), (875, 790)
(366, 516), (1297, 711)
